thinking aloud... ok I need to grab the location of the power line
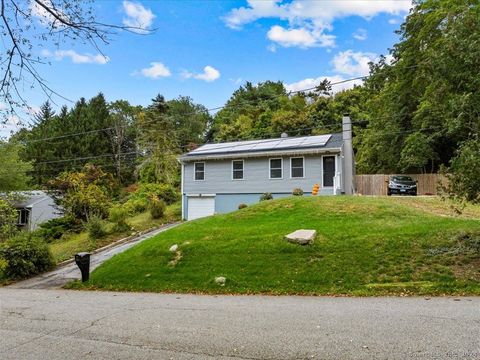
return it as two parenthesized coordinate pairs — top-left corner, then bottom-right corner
(14, 74), (373, 145)
(2, 122), (445, 175)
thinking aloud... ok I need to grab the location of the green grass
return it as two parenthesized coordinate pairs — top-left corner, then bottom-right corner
(49, 202), (181, 263)
(68, 196), (480, 295)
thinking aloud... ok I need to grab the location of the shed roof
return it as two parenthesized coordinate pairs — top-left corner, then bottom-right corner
(9, 191), (51, 208)
(180, 133), (343, 161)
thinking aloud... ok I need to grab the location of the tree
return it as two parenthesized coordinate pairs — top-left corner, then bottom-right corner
(166, 96), (211, 149)
(442, 138), (480, 204)
(0, 0), (150, 120)
(137, 95), (179, 185)
(356, 0), (480, 174)
(48, 164), (116, 221)
(210, 81), (288, 141)
(13, 94), (127, 186)
(0, 198), (17, 242)
(0, 140), (31, 190)
(106, 100), (139, 184)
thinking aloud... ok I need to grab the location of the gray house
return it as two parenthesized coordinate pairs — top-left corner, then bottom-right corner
(12, 191), (63, 231)
(179, 116), (355, 220)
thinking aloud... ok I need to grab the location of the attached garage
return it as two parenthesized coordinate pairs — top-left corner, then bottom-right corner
(187, 195), (215, 220)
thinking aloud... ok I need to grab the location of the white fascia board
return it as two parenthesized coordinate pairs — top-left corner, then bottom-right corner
(179, 148), (342, 163)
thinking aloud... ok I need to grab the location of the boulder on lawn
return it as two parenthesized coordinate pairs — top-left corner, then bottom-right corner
(169, 244), (178, 252)
(215, 276), (226, 286)
(285, 229), (316, 245)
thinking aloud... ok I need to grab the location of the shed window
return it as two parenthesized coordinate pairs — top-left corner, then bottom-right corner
(194, 162), (205, 181)
(17, 208), (29, 225)
(269, 158), (283, 179)
(291, 157), (304, 178)
(232, 160), (244, 180)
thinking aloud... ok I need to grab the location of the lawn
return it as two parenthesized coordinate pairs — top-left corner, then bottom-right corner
(69, 196), (480, 295)
(50, 202), (181, 263)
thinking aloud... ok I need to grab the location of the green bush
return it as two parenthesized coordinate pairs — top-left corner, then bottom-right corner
(85, 215), (107, 239)
(36, 217), (80, 243)
(0, 233), (54, 279)
(149, 197), (166, 219)
(109, 205), (130, 232)
(0, 257), (7, 280)
(123, 198), (149, 215)
(260, 192), (273, 201)
(238, 203), (248, 209)
(133, 183), (179, 205)
(292, 188), (304, 196)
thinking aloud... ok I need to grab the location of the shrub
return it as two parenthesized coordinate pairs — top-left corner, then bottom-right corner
(441, 138), (480, 204)
(149, 197), (166, 219)
(0, 198), (18, 242)
(238, 203), (248, 209)
(0, 233), (54, 279)
(292, 188), (304, 196)
(123, 198), (149, 215)
(85, 215), (107, 239)
(135, 183), (179, 205)
(0, 257), (7, 280)
(36, 217), (80, 243)
(109, 205), (130, 232)
(260, 192), (273, 201)
(48, 164), (115, 221)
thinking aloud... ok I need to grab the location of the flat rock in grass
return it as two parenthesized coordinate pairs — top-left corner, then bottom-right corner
(285, 229), (316, 245)
(169, 244), (178, 252)
(215, 276), (226, 286)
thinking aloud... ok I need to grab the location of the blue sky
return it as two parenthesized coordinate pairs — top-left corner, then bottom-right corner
(1, 0), (412, 136)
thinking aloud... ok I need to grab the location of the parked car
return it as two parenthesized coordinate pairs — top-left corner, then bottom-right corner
(387, 175), (418, 196)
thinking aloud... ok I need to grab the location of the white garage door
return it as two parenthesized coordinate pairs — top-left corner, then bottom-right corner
(187, 196), (215, 220)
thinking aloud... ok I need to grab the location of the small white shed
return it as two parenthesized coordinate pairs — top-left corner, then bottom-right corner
(12, 191), (63, 231)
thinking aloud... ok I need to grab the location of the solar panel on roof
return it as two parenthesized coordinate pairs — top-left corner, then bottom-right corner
(187, 134), (332, 156)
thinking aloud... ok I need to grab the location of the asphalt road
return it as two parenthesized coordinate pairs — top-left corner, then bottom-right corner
(8, 223), (179, 289)
(1, 289), (479, 359)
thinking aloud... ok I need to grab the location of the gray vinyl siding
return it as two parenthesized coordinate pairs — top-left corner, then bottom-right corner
(28, 197), (62, 231)
(183, 154), (340, 195)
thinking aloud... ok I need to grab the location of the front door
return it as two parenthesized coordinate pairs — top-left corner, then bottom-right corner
(323, 156), (335, 187)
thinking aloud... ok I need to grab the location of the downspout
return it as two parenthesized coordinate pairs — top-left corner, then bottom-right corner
(342, 115), (355, 195)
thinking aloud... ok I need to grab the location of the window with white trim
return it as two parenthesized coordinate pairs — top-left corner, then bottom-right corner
(194, 162), (205, 181)
(232, 160), (244, 180)
(269, 158), (282, 179)
(290, 157), (304, 178)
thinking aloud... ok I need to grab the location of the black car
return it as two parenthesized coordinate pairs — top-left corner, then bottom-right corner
(387, 175), (418, 196)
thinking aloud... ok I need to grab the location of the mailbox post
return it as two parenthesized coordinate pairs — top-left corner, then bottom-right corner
(74, 252), (91, 282)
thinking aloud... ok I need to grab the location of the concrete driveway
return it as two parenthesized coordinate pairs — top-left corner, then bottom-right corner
(8, 223), (179, 289)
(1, 289), (479, 359)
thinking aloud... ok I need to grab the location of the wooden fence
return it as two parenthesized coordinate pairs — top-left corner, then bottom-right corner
(354, 174), (447, 196)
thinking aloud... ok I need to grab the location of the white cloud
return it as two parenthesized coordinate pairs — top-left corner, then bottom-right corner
(182, 66), (220, 82)
(388, 18), (400, 25)
(353, 28), (367, 41)
(134, 62), (171, 79)
(224, 0), (411, 49)
(42, 49), (109, 64)
(332, 50), (378, 76)
(122, 0), (155, 34)
(285, 75), (364, 94)
(230, 77), (243, 85)
(267, 25), (335, 49)
(30, 0), (68, 26)
(267, 44), (277, 52)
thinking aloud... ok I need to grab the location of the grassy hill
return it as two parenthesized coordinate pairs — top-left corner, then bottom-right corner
(69, 196), (480, 295)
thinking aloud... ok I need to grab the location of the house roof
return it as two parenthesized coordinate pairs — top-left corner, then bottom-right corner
(180, 133), (343, 161)
(9, 191), (51, 208)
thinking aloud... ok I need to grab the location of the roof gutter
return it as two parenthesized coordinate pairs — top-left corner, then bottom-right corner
(178, 147), (342, 163)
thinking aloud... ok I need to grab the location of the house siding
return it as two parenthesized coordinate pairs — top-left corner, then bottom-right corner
(29, 197), (62, 231)
(183, 154), (340, 195)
